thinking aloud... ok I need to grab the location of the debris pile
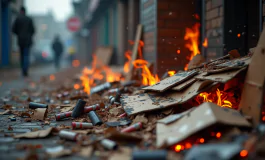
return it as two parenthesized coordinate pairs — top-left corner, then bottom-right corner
(0, 30), (264, 160)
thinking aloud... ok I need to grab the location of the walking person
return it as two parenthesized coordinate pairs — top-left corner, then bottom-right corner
(12, 6), (35, 77)
(52, 35), (64, 69)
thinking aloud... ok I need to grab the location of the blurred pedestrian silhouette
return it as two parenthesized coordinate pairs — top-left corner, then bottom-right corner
(12, 6), (35, 77)
(52, 35), (64, 69)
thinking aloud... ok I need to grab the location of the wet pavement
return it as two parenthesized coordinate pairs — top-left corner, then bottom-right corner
(0, 61), (69, 97)
(0, 61), (87, 160)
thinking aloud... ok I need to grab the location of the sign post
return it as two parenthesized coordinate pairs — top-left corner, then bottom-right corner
(67, 17), (81, 32)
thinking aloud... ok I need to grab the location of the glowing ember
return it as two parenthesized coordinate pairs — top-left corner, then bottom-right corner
(237, 33), (241, 38)
(185, 143), (192, 149)
(202, 38), (208, 47)
(240, 150), (248, 157)
(176, 49), (181, 54)
(49, 74), (55, 81)
(199, 138), (205, 143)
(174, 145), (183, 152)
(216, 132), (221, 139)
(184, 23), (201, 71)
(74, 84), (80, 90)
(168, 71), (176, 77)
(72, 60), (80, 67)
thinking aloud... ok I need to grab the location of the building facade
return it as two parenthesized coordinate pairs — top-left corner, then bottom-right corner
(83, 0), (264, 76)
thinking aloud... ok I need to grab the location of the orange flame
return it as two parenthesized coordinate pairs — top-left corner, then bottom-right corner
(184, 23), (201, 71)
(79, 54), (122, 94)
(133, 59), (159, 85)
(123, 50), (132, 73)
(202, 38), (208, 48)
(197, 88), (233, 108)
(123, 40), (159, 86)
(168, 71), (176, 77)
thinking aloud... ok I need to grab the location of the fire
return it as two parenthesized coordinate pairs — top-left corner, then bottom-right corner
(196, 88), (233, 109)
(168, 71), (176, 77)
(202, 38), (208, 47)
(184, 23), (201, 71)
(133, 59), (160, 85)
(79, 54), (122, 94)
(123, 50), (132, 73)
(124, 40), (159, 86)
(80, 39), (158, 94)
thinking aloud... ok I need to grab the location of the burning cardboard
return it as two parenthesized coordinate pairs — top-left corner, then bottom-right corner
(156, 102), (251, 148)
(195, 67), (247, 83)
(121, 80), (215, 115)
(239, 29), (265, 126)
(142, 70), (198, 92)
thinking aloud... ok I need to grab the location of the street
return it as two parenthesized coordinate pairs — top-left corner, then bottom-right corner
(0, 62), (86, 159)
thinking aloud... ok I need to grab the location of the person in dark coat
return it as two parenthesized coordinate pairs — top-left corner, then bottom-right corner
(52, 35), (64, 69)
(12, 6), (35, 77)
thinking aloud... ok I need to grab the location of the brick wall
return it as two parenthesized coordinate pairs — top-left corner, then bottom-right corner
(204, 0), (224, 61)
(156, 0), (197, 76)
(141, 0), (199, 76)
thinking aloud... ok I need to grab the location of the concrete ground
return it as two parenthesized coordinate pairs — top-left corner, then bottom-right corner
(0, 60), (89, 160)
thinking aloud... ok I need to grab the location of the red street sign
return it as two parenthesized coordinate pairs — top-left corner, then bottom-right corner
(67, 17), (81, 32)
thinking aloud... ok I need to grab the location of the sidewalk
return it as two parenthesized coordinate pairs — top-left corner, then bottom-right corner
(0, 60), (83, 97)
